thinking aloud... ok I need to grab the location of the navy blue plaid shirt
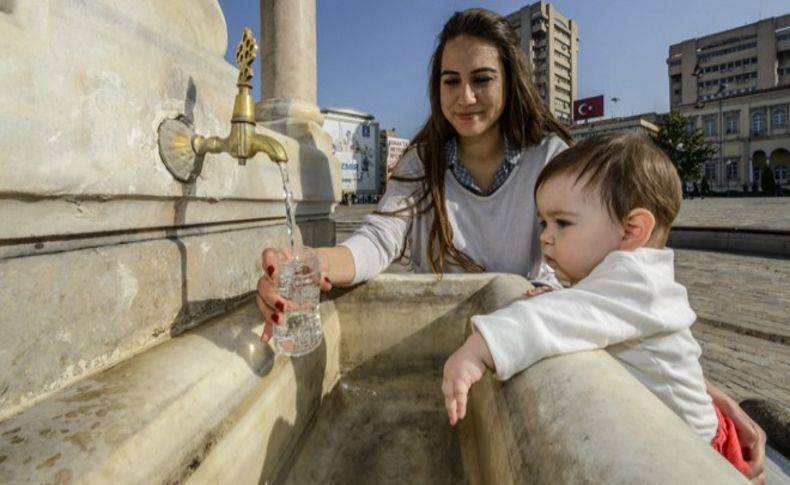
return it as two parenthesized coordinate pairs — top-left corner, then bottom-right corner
(444, 137), (521, 196)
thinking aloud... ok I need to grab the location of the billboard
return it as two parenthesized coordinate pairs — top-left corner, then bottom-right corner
(322, 109), (380, 194)
(386, 137), (410, 178)
(573, 95), (604, 121)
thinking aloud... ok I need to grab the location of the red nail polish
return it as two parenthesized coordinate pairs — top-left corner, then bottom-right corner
(267, 265), (275, 276)
(272, 313), (280, 324)
(275, 300), (285, 312)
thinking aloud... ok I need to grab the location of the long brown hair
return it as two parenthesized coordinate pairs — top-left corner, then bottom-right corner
(390, 8), (573, 273)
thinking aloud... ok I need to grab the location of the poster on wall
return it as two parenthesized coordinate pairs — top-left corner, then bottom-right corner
(323, 114), (379, 194)
(386, 137), (410, 178)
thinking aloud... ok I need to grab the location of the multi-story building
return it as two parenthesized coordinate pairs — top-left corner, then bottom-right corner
(507, 1), (578, 125)
(667, 14), (790, 192)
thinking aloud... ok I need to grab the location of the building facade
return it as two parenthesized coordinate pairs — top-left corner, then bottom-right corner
(321, 107), (383, 197)
(668, 14), (790, 109)
(668, 14), (790, 193)
(682, 87), (790, 192)
(569, 113), (660, 142)
(507, 1), (578, 124)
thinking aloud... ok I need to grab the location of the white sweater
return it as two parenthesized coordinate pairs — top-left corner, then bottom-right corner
(472, 248), (719, 442)
(341, 135), (567, 284)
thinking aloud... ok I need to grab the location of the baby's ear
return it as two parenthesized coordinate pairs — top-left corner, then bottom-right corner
(618, 208), (656, 251)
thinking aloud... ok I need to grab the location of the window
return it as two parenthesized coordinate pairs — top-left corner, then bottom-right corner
(751, 111), (766, 136)
(726, 159), (740, 180)
(704, 162), (717, 181)
(725, 111), (739, 134)
(773, 108), (787, 129)
(686, 118), (697, 133)
(703, 116), (717, 137)
(776, 166), (788, 184)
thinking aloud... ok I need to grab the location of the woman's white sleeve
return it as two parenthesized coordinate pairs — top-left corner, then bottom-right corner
(339, 153), (423, 285)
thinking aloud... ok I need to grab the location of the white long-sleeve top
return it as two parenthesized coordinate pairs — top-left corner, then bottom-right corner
(472, 248), (719, 442)
(340, 135), (567, 284)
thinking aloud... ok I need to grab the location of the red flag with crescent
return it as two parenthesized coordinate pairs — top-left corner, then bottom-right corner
(573, 95), (604, 121)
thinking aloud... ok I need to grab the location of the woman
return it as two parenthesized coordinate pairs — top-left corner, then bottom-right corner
(256, 9), (765, 482)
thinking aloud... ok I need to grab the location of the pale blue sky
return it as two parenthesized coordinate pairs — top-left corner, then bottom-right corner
(218, 1), (789, 139)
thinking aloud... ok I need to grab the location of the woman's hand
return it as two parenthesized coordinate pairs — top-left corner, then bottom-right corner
(706, 380), (766, 484)
(256, 247), (332, 343)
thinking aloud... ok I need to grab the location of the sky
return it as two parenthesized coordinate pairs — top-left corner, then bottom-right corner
(218, 1), (790, 139)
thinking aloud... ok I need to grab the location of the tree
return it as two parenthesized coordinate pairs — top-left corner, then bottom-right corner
(761, 165), (778, 195)
(651, 111), (717, 182)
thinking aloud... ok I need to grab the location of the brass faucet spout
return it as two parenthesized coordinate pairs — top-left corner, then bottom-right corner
(157, 27), (286, 181)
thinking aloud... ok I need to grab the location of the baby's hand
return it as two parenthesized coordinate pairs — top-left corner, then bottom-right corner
(441, 333), (491, 426)
(525, 285), (553, 298)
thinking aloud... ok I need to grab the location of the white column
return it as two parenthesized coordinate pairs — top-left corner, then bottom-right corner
(256, 0), (329, 150)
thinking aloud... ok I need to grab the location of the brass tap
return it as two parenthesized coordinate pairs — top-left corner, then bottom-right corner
(192, 27), (287, 165)
(158, 27), (287, 182)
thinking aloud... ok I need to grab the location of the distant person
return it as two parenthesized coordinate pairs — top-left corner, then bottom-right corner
(442, 133), (753, 478)
(691, 181), (700, 199)
(255, 9), (765, 480)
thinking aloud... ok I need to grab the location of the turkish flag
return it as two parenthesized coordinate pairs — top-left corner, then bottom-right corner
(573, 95), (604, 121)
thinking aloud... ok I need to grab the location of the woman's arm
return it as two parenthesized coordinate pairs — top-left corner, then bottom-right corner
(316, 245), (356, 286)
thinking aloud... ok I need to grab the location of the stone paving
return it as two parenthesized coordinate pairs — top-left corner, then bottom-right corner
(674, 197), (790, 231)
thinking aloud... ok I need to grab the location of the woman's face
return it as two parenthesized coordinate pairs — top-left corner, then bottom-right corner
(439, 35), (505, 142)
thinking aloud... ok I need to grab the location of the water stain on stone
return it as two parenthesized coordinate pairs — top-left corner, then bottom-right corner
(22, 456), (32, 465)
(90, 422), (100, 430)
(10, 435), (24, 444)
(1, 427), (21, 436)
(103, 426), (127, 447)
(66, 432), (92, 453)
(0, 454), (6, 464)
(54, 468), (73, 485)
(60, 390), (104, 403)
(39, 428), (53, 437)
(60, 429), (70, 435)
(95, 408), (108, 418)
(35, 452), (61, 470)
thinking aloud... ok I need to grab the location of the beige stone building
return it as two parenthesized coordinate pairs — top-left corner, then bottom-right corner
(668, 14), (790, 192)
(507, 1), (578, 124)
(569, 113), (660, 142)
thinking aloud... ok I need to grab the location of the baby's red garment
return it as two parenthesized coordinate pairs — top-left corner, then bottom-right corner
(711, 404), (750, 476)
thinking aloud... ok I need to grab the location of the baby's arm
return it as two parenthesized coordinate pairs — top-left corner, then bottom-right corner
(441, 332), (495, 426)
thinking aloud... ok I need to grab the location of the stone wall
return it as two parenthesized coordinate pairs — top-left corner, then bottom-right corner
(0, 1), (339, 420)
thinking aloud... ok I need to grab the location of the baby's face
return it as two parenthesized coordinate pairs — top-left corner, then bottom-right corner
(536, 172), (624, 285)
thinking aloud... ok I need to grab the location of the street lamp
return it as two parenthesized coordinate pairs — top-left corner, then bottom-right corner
(611, 97), (620, 118)
(716, 83), (727, 194)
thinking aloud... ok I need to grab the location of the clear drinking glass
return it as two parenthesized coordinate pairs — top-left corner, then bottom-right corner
(271, 247), (323, 357)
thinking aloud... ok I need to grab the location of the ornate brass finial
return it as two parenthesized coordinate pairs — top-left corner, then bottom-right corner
(157, 26), (287, 182)
(235, 27), (257, 87)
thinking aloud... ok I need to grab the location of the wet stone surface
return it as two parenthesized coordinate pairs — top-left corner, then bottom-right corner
(282, 364), (464, 485)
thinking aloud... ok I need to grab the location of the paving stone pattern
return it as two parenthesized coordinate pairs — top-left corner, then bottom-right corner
(675, 249), (790, 409)
(675, 198), (790, 231)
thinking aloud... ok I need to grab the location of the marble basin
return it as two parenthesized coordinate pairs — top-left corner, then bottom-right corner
(0, 274), (746, 484)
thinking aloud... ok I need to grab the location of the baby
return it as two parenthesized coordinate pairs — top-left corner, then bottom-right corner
(441, 132), (749, 475)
